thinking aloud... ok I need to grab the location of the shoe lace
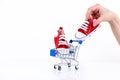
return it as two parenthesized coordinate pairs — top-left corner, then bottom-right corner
(80, 21), (89, 31)
(58, 35), (67, 45)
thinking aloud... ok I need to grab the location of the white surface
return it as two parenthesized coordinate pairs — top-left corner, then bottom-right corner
(0, 0), (120, 80)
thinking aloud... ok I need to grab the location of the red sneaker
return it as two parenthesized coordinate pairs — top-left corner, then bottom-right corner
(75, 15), (100, 39)
(54, 27), (69, 49)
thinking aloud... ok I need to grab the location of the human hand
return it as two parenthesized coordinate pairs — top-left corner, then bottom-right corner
(86, 4), (116, 26)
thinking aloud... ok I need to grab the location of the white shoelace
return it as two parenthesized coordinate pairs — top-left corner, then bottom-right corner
(58, 35), (68, 45)
(80, 21), (89, 31)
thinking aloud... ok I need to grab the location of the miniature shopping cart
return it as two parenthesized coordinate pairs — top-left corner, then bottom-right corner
(50, 39), (82, 71)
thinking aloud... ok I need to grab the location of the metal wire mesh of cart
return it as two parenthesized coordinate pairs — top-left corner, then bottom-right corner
(50, 40), (82, 71)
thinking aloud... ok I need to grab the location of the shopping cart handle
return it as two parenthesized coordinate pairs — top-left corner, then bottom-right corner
(69, 39), (83, 44)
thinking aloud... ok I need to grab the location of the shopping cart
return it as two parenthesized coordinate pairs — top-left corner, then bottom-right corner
(50, 39), (82, 71)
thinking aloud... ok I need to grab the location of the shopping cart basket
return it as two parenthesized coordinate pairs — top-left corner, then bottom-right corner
(50, 39), (82, 71)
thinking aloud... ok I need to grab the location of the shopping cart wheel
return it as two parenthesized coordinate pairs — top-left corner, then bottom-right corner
(75, 66), (79, 70)
(54, 65), (57, 69)
(68, 63), (71, 67)
(58, 66), (61, 71)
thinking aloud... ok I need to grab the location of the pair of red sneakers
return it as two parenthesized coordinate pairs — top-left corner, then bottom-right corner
(54, 15), (100, 49)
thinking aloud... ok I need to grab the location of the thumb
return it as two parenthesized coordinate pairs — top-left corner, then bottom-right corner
(93, 17), (103, 26)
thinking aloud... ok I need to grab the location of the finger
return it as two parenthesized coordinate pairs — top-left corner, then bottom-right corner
(86, 4), (100, 20)
(93, 16), (103, 26)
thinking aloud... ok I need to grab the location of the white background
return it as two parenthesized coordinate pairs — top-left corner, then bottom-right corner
(0, 0), (120, 80)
